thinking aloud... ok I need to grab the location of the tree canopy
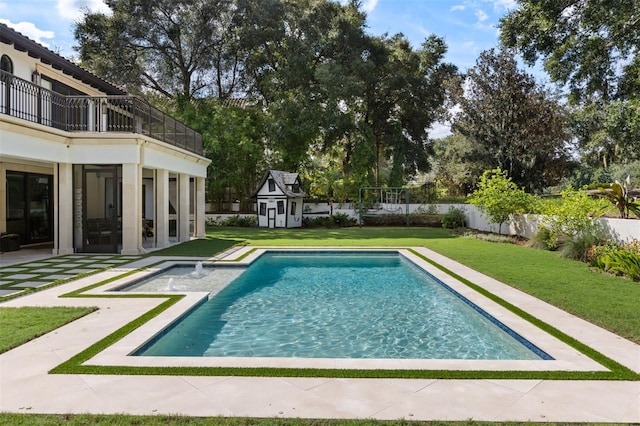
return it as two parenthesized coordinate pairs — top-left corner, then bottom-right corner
(500, 0), (640, 168)
(452, 48), (575, 193)
(74, 0), (457, 202)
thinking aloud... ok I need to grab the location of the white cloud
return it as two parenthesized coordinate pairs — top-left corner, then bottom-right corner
(362, 0), (379, 13)
(485, 0), (517, 11)
(451, 5), (466, 12)
(429, 121), (452, 139)
(475, 9), (489, 22)
(0, 19), (55, 47)
(56, 0), (111, 21)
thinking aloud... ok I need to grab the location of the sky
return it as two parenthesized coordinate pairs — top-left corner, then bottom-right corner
(0, 0), (517, 70)
(0, 0), (521, 137)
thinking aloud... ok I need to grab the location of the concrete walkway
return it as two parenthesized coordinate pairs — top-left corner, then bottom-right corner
(0, 247), (638, 422)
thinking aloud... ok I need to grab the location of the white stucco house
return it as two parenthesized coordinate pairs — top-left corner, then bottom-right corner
(0, 24), (211, 254)
(252, 170), (305, 228)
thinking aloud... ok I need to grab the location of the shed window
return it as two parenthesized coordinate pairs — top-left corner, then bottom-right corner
(277, 200), (284, 214)
(1, 55), (13, 74)
(259, 202), (266, 216)
(268, 179), (275, 192)
(290, 201), (297, 215)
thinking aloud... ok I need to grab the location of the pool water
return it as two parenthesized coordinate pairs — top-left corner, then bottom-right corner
(134, 252), (549, 360)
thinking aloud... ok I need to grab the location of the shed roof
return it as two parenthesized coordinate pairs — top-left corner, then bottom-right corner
(251, 170), (306, 198)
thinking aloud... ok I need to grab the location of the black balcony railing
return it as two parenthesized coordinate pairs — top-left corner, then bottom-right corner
(0, 70), (203, 156)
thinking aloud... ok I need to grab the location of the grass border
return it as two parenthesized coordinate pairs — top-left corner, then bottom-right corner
(47, 248), (640, 381)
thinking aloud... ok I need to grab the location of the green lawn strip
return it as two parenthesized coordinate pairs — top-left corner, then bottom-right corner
(407, 249), (638, 380)
(47, 245), (637, 380)
(0, 306), (97, 354)
(421, 237), (640, 344)
(0, 413), (577, 426)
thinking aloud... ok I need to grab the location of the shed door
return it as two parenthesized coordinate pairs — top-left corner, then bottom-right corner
(267, 208), (276, 228)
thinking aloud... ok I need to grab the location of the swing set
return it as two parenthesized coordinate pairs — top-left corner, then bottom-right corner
(357, 187), (410, 226)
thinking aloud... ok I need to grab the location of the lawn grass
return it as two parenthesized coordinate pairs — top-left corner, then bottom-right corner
(1, 227), (638, 425)
(0, 413), (590, 426)
(0, 306), (97, 353)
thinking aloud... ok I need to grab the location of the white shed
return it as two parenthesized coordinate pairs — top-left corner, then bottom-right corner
(252, 170), (306, 228)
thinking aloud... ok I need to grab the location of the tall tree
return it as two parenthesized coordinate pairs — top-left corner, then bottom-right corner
(177, 99), (267, 209)
(75, 0), (245, 99)
(452, 48), (574, 193)
(431, 132), (486, 196)
(340, 34), (458, 186)
(500, 0), (640, 166)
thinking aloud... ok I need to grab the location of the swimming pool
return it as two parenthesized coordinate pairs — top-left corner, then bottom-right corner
(130, 251), (551, 360)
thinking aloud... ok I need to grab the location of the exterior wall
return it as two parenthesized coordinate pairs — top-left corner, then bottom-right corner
(299, 202), (640, 242)
(256, 196), (303, 228)
(0, 44), (210, 253)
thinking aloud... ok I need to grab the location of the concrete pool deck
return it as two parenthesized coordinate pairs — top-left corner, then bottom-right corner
(0, 246), (639, 422)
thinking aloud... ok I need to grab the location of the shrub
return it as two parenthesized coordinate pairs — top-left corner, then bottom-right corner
(306, 214), (356, 228)
(538, 187), (608, 257)
(468, 168), (533, 234)
(589, 239), (640, 281)
(441, 207), (466, 229)
(362, 214), (407, 226)
(333, 212), (356, 227)
(218, 215), (257, 227)
(559, 230), (605, 262)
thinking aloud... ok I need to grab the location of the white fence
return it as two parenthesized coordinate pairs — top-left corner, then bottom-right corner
(207, 202), (639, 243)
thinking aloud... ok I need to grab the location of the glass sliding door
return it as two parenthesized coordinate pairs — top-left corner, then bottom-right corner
(5, 171), (53, 245)
(79, 165), (121, 253)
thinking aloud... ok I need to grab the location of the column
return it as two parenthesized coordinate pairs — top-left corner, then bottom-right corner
(56, 163), (74, 255)
(155, 168), (170, 248)
(0, 163), (6, 234)
(121, 163), (141, 255)
(194, 176), (206, 238)
(178, 173), (190, 242)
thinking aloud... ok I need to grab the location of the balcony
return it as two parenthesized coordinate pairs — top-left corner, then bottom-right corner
(0, 70), (203, 156)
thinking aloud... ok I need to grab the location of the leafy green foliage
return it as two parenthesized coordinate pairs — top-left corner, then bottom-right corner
(500, 1), (640, 167)
(75, 0), (243, 98)
(589, 239), (640, 282)
(467, 168), (533, 234)
(452, 49), (575, 193)
(441, 207), (466, 229)
(598, 181), (640, 219)
(431, 133), (485, 196)
(537, 187), (607, 252)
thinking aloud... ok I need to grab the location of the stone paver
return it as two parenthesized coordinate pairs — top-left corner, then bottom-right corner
(0, 247), (638, 422)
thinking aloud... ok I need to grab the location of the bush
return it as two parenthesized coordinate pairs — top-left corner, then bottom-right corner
(362, 214), (407, 226)
(305, 214), (356, 228)
(559, 230), (605, 262)
(588, 239), (640, 281)
(333, 212), (356, 227)
(216, 215), (257, 227)
(528, 226), (559, 250)
(441, 207), (466, 229)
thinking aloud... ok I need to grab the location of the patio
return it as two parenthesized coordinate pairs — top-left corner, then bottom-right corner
(0, 247), (638, 421)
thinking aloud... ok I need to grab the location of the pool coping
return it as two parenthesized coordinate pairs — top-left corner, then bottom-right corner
(2, 246), (639, 422)
(80, 246), (635, 374)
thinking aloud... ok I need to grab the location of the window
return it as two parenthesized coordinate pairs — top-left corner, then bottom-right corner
(277, 200), (284, 214)
(259, 202), (266, 216)
(290, 201), (297, 215)
(268, 179), (275, 192)
(292, 184), (299, 193)
(0, 55), (13, 74)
